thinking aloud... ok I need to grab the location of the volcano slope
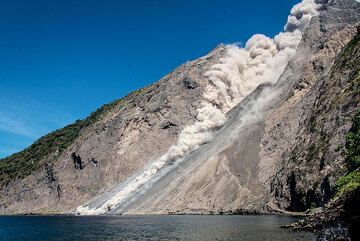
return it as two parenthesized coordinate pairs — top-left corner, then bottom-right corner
(75, 0), (360, 215)
(0, 0), (359, 218)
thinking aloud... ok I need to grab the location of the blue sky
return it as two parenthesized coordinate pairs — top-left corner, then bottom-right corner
(0, 0), (299, 158)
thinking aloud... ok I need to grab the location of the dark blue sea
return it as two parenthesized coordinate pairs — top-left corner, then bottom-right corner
(0, 215), (315, 240)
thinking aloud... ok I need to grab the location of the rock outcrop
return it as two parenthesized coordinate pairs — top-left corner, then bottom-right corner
(288, 186), (360, 240)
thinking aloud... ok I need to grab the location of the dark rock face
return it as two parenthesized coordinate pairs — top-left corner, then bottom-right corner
(159, 120), (177, 129)
(182, 79), (198, 89)
(71, 153), (84, 170)
(45, 165), (56, 184)
(289, 187), (360, 240)
(91, 158), (99, 167)
(44, 164), (62, 199)
(343, 190), (360, 239)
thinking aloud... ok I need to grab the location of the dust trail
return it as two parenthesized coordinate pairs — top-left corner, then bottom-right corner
(75, 0), (322, 215)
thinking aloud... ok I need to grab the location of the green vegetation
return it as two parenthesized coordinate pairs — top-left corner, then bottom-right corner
(338, 29), (360, 69)
(305, 136), (329, 163)
(0, 98), (125, 187)
(336, 170), (360, 197)
(131, 86), (150, 96)
(334, 30), (360, 198)
(336, 111), (360, 197)
(344, 111), (360, 167)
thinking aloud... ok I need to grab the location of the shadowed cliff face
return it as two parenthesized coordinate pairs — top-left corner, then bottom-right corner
(0, 0), (359, 215)
(263, 0), (360, 212)
(268, 28), (360, 212)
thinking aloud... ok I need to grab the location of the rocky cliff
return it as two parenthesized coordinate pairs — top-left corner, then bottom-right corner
(0, 0), (359, 224)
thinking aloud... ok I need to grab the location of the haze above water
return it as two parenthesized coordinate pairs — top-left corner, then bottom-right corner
(0, 215), (315, 240)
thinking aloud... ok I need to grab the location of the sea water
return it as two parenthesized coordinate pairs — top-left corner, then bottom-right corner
(0, 215), (315, 241)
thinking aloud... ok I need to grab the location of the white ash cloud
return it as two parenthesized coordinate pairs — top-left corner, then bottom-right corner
(285, 0), (320, 32)
(76, 0), (322, 215)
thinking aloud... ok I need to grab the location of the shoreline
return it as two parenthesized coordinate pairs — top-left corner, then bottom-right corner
(0, 211), (309, 217)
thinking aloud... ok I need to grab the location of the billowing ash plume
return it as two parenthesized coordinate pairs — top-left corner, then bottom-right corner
(76, 0), (322, 215)
(285, 0), (320, 32)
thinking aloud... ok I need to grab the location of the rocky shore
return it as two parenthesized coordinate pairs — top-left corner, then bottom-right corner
(288, 187), (360, 240)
